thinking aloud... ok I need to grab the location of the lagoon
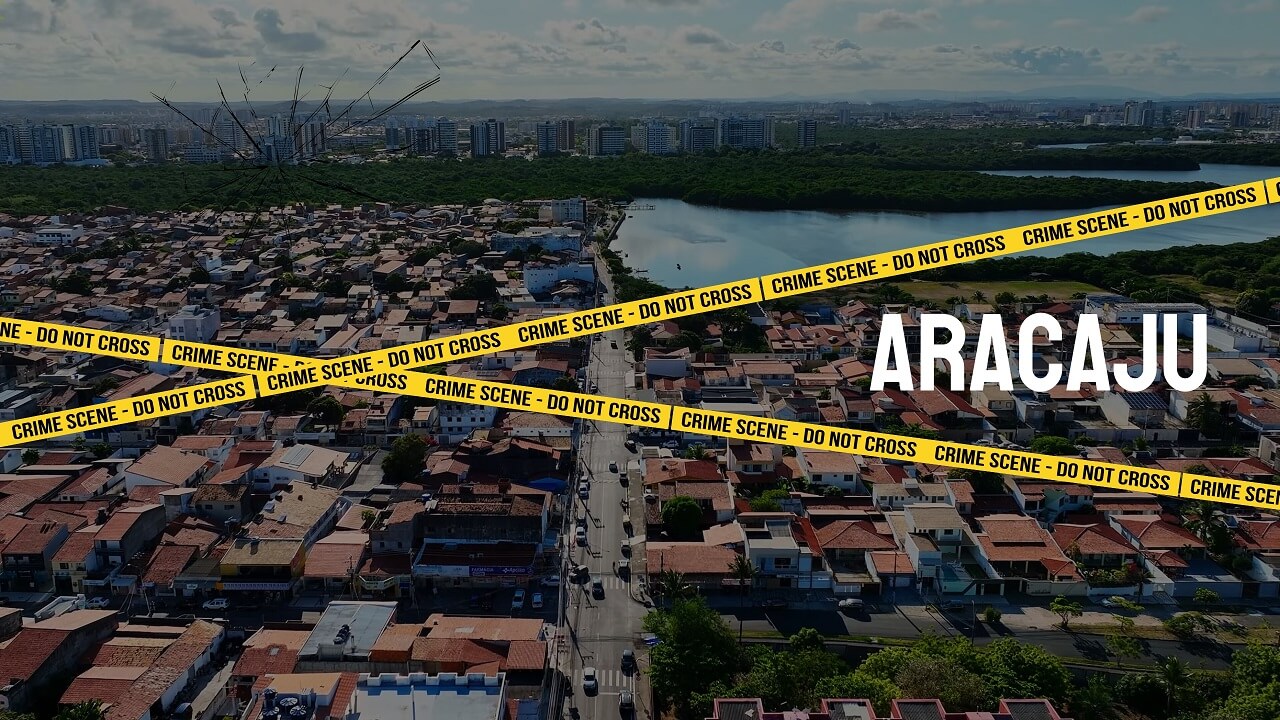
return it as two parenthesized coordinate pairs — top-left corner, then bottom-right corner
(612, 164), (1280, 288)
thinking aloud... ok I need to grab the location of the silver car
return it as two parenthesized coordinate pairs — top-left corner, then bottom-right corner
(583, 667), (599, 695)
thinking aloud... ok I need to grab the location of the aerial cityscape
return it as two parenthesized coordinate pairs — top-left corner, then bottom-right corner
(3, 3), (1280, 720)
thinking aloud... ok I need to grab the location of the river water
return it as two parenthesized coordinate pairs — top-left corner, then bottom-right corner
(612, 164), (1280, 288)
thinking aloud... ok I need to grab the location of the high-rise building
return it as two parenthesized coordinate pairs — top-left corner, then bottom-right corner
(144, 127), (169, 164)
(435, 117), (459, 154)
(470, 118), (506, 157)
(0, 126), (15, 163)
(385, 125), (403, 151)
(1140, 101), (1155, 127)
(556, 119), (576, 152)
(587, 125), (626, 156)
(297, 121), (326, 158)
(408, 127), (436, 155)
(1123, 101), (1140, 126)
(631, 121), (677, 155)
(1187, 108), (1205, 130)
(796, 116), (817, 148)
(716, 116), (774, 149)
(679, 119), (716, 154)
(535, 122), (559, 155)
(73, 125), (100, 160)
(30, 124), (67, 164)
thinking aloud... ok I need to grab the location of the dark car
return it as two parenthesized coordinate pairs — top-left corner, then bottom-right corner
(763, 598), (788, 609)
(621, 648), (636, 671)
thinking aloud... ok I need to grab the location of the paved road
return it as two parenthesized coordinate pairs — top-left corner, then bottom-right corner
(562, 258), (650, 720)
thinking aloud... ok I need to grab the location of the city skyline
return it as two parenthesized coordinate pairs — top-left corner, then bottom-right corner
(1, 0), (1280, 102)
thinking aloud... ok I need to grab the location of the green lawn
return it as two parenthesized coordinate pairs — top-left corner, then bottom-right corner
(896, 279), (1102, 302)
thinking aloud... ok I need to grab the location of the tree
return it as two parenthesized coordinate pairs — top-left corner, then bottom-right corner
(89, 442), (113, 460)
(626, 326), (654, 361)
(1107, 633), (1143, 668)
(1194, 587), (1221, 606)
(550, 376), (579, 393)
(971, 290), (987, 302)
(449, 273), (499, 301)
(894, 655), (988, 711)
(983, 606), (1002, 624)
(643, 598), (744, 718)
(1187, 392), (1225, 438)
(789, 627), (825, 652)
(1030, 435), (1079, 456)
(995, 291), (1017, 305)
(307, 395), (346, 426)
(1069, 676), (1121, 720)
(662, 495), (704, 539)
(54, 701), (105, 720)
(727, 554), (758, 601)
(681, 443), (706, 459)
(1050, 596), (1083, 629)
(1157, 656), (1189, 715)
(813, 674), (899, 717)
(1183, 500), (1227, 546)
(21, 448), (39, 465)
(650, 569), (693, 604)
(489, 303), (510, 320)
(1236, 289), (1270, 317)
(360, 509), (377, 527)
(381, 433), (429, 483)
(951, 468), (1005, 494)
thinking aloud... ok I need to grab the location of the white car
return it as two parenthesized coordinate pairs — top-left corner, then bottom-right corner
(511, 589), (526, 611)
(86, 597), (111, 609)
(202, 598), (229, 611)
(582, 667), (599, 695)
(662, 440), (680, 449)
(540, 575), (561, 587)
(532, 592), (544, 609)
(576, 527), (588, 546)
(578, 483), (590, 500)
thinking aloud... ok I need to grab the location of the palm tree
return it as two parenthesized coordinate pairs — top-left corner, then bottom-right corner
(55, 701), (105, 720)
(1157, 656), (1188, 715)
(727, 555), (759, 606)
(1182, 500), (1226, 545)
(651, 569), (693, 606)
(1187, 392), (1223, 438)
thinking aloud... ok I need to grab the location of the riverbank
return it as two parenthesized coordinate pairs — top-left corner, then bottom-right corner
(0, 154), (1219, 216)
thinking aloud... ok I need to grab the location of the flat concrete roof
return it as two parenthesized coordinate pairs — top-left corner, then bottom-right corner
(350, 673), (505, 720)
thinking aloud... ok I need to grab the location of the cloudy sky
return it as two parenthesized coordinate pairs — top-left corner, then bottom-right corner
(1, 0), (1279, 102)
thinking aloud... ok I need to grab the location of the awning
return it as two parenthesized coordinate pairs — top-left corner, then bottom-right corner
(220, 581), (292, 591)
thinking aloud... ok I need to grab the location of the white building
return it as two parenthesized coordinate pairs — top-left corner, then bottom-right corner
(252, 444), (350, 491)
(167, 305), (221, 343)
(34, 224), (84, 245)
(431, 401), (498, 444)
(546, 198), (586, 224)
(631, 121), (677, 155)
(522, 261), (595, 295)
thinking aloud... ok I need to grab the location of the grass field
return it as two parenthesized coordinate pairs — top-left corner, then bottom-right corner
(891, 279), (1102, 302)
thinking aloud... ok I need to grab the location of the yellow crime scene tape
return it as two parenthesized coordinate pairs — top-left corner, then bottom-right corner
(0, 178), (1278, 509)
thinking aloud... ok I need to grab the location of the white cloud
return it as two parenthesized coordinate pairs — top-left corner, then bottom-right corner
(971, 16), (1010, 30)
(544, 18), (626, 48)
(754, 0), (850, 32)
(675, 24), (735, 52)
(857, 8), (940, 32)
(1123, 5), (1170, 23)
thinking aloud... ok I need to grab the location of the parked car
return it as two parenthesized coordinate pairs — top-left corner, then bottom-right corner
(583, 667), (599, 695)
(540, 575), (561, 587)
(573, 564), (591, 580)
(762, 598), (787, 609)
(938, 601), (965, 611)
(662, 440), (680, 449)
(619, 471), (628, 485)
(610, 341), (619, 350)
(202, 598), (229, 611)
(511, 590), (526, 611)
(578, 482), (590, 500)
(576, 527), (588, 546)
(620, 541), (631, 556)
(86, 596), (111, 609)
(837, 598), (864, 612)
(589, 382), (598, 393)
(624, 439), (636, 452)
(617, 559), (630, 577)
(531, 592), (544, 610)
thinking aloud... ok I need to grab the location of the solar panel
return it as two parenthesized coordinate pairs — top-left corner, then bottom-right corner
(282, 445), (313, 466)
